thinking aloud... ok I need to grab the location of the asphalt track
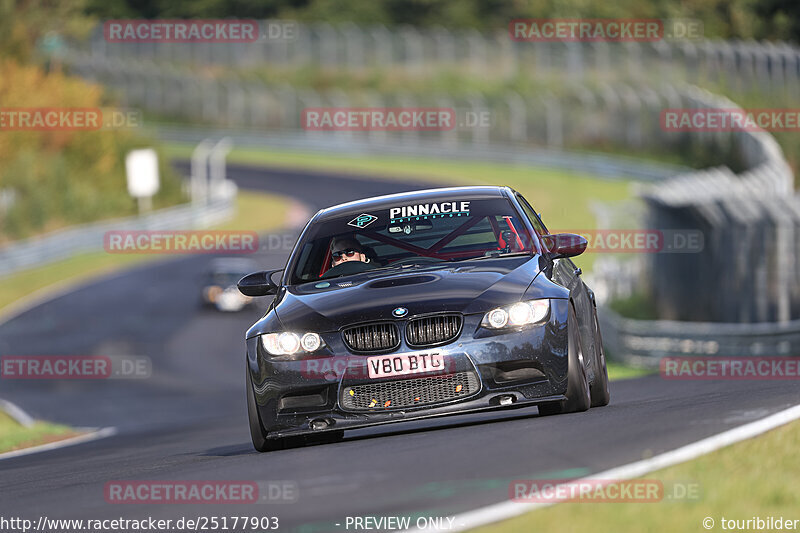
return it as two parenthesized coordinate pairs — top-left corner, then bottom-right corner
(1, 163), (798, 532)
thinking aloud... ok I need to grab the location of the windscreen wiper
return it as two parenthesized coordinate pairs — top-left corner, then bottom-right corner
(367, 261), (445, 273)
(452, 251), (532, 261)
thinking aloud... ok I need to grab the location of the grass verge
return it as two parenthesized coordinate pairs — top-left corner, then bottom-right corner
(0, 411), (79, 454)
(475, 419), (800, 533)
(0, 190), (288, 316)
(162, 144), (631, 230)
(606, 361), (653, 381)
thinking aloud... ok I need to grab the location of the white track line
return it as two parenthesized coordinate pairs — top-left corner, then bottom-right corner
(408, 403), (800, 532)
(0, 426), (118, 461)
(0, 398), (35, 427)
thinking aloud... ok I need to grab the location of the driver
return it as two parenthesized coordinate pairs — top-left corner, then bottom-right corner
(330, 237), (371, 267)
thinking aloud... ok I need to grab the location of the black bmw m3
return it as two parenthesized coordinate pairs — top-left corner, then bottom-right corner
(239, 186), (609, 451)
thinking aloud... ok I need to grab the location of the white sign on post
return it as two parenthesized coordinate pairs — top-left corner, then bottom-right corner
(125, 149), (160, 212)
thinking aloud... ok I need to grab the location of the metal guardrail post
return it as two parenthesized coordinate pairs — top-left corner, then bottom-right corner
(209, 137), (233, 199)
(191, 139), (214, 205)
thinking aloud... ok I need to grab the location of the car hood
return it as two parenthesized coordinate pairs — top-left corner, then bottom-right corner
(274, 259), (540, 331)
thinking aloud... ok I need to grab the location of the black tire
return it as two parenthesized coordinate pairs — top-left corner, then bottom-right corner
(246, 369), (342, 451)
(539, 304), (591, 416)
(589, 310), (611, 407)
(246, 367), (286, 452)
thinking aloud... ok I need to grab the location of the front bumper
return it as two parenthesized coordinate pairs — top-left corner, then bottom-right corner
(247, 299), (570, 439)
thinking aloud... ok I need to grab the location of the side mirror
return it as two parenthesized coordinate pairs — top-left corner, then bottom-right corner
(542, 233), (587, 259)
(237, 270), (281, 296)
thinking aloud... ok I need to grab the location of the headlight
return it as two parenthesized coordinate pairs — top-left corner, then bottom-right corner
(300, 332), (322, 352)
(260, 332), (326, 356)
(481, 299), (550, 329)
(486, 308), (509, 328)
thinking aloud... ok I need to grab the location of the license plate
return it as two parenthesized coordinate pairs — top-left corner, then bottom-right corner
(366, 352), (445, 379)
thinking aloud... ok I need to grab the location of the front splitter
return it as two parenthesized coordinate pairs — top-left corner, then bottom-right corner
(267, 391), (566, 439)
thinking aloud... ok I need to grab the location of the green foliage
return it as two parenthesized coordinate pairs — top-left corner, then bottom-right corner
(81, 0), (800, 42)
(0, 1), (185, 241)
(608, 291), (660, 320)
(0, 411), (76, 453)
(0, 0), (96, 63)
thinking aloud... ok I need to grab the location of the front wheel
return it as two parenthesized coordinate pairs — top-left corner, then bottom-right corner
(246, 369), (343, 451)
(589, 310), (610, 407)
(539, 304), (591, 416)
(246, 367), (287, 452)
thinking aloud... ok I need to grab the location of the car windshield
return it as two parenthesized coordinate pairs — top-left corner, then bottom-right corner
(289, 197), (535, 283)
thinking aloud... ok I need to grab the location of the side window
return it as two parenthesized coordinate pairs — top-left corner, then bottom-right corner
(516, 194), (548, 235)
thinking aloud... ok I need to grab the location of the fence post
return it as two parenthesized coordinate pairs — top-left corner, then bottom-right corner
(505, 91), (527, 144)
(466, 92), (489, 145)
(371, 25), (393, 67)
(191, 139), (214, 205)
(209, 138), (233, 200)
(566, 42), (584, 81)
(401, 26), (424, 74)
(436, 94), (458, 149)
(315, 23), (338, 67)
(543, 93), (563, 149)
(343, 22), (365, 70)
(433, 26), (455, 64)
(466, 29), (487, 76)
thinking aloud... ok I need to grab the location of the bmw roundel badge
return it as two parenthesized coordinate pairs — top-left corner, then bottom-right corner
(392, 307), (408, 317)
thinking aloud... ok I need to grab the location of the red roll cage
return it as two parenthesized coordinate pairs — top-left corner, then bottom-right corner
(318, 214), (529, 277)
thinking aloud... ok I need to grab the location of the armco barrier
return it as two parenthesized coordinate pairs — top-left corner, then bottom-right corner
(69, 22), (800, 100)
(0, 187), (236, 278)
(600, 307), (800, 368)
(153, 125), (685, 182)
(640, 87), (798, 324)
